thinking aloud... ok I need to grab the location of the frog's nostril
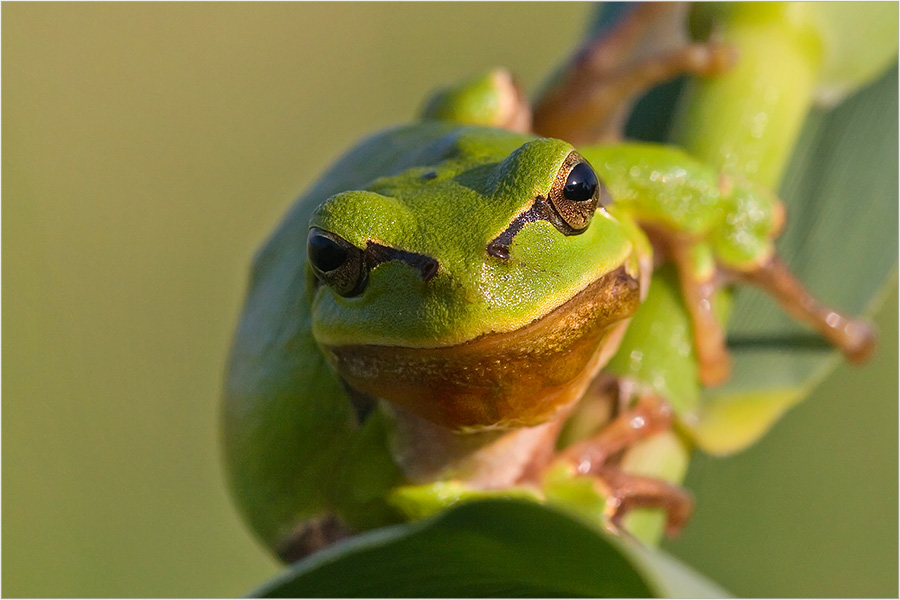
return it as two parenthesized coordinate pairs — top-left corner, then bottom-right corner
(487, 242), (510, 260)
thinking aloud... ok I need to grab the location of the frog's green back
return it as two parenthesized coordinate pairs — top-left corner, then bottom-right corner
(222, 121), (468, 552)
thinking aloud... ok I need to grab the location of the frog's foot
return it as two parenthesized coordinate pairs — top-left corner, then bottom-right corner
(557, 391), (673, 476)
(599, 466), (694, 537)
(727, 255), (878, 363)
(532, 3), (736, 145)
(542, 389), (693, 538)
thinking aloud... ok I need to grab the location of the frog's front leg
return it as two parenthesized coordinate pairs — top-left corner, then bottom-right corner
(653, 233), (732, 386)
(556, 389), (673, 471)
(533, 3), (735, 145)
(537, 385), (694, 536)
(600, 155), (878, 386)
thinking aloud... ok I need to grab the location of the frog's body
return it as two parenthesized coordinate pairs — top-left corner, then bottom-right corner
(224, 11), (877, 560)
(223, 118), (784, 558)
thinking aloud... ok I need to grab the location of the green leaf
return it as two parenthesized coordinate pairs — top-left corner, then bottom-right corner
(250, 499), (728, 598)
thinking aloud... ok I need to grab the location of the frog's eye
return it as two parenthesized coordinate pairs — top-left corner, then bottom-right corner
(486, 152), (612, 259)
(307, 228), (368, 297)
(562, 162), (598, 202)
(546, 152), (605, 234)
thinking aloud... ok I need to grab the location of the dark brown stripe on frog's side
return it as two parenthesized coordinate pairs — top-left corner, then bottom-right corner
(322, 266), (640, 431)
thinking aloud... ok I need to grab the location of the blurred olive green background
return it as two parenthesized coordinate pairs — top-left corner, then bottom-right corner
(3, 3), (896, 598)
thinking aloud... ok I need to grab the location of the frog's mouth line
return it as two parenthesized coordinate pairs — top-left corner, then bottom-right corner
(321, 265), (640, 431)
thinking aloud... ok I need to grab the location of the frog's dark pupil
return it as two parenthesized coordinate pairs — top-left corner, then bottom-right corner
(308, 232), (348, 272)
(563, 162), (598, 202)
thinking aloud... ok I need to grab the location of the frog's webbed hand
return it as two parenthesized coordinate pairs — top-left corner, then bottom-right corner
(532, 3), (735, 145)
(544, 386), (694, 537)
(557, 389), (673, 470)
(725, 256), (878, 363)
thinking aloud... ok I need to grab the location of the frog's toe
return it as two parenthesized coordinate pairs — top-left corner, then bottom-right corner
(842, 317), (878, 364)
(601, 466), (695, 538)
(732, 255), (879, 364)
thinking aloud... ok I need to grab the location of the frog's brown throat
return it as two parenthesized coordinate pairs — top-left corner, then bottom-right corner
(321, 265), (640, 431)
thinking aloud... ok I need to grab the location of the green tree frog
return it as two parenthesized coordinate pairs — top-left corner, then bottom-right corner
(222, 5), (877, 562)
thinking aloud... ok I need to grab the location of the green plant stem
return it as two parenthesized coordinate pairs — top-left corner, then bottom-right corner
(671, 4), (822, 187)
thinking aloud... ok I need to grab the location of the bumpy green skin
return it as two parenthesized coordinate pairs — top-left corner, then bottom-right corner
(222, 79), (780, 556)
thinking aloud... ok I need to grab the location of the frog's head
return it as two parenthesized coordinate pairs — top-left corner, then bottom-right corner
(307, 131), (640, 431)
